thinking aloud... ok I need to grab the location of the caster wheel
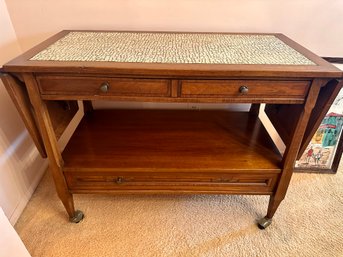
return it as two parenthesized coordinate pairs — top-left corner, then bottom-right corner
(257, 217), (272, 230)
(69, 210), (84, 223)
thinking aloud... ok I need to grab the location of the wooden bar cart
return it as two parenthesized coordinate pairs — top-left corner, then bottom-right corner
(1, 31), (342, 228)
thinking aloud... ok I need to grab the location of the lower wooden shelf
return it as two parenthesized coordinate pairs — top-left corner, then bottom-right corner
(62, 109), (282, 194)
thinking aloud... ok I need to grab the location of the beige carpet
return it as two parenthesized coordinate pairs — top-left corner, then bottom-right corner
(15, 162), (343, 257)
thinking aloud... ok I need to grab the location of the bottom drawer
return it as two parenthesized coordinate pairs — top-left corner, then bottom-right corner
(65, 172), (279, 194)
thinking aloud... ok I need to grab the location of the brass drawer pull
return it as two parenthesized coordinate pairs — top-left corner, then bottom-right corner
(115, 176), (124, 184)
(239, 86), (249, 94)
(100, 82), (110, 93)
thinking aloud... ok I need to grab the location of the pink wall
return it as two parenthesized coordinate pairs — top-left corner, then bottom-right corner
(0, 0), (47, 223)
(5, 0), (343, 56)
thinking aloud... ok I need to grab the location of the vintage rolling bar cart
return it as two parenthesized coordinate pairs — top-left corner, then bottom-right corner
(1, 31), (342, 229)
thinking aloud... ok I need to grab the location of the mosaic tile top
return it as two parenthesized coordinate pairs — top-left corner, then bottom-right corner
(30, 32), (315, 65)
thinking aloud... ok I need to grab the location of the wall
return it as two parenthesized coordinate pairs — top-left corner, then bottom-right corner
(5, 0), (343, 56)
(0, 207), (31, 257)
(0, 0), (47, 224)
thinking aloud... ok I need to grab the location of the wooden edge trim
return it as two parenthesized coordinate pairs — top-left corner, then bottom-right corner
(0, 72), (47, 158)
(297, 79), (343, 159)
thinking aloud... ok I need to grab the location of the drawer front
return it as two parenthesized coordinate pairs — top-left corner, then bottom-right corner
(180, 80), (310, 99)
(37, 76), (171, 97)
(65, 172), (279, 194)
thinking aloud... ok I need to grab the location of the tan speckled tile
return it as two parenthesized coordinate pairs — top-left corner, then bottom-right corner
(30, 32), (315, 65)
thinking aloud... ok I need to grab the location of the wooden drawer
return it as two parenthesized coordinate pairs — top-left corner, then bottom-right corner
(37, 76), (171, 97)
(180, 80), (310, 100)
(65, 172), (279, 194)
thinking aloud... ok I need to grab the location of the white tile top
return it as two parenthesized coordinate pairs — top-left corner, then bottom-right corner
(30, 31), (315, 65)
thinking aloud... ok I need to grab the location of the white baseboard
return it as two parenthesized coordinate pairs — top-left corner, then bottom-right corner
(9, 159), (48, 225)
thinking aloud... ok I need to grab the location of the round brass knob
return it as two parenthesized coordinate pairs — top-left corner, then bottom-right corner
(115, 177), (123, 184)
(239, 86), (249, 94)
(100, 82), (110, 93)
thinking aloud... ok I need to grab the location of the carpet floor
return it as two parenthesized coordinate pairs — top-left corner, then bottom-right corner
(15, 162), (343, 257)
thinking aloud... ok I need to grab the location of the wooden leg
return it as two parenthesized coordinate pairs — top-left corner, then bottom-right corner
(49, 167), (76, 218)
(258, 79), (326, 229)
(257, 168), (292, 229)
(48, 166), (84, 222)
(23, 73), (83, 222)
(257, 195), (283, 229)
(266, 195), (283, 219)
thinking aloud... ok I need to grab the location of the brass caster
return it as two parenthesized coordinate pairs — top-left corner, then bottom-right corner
(69, 210), (84, 223)
(257, 217), (272, 230)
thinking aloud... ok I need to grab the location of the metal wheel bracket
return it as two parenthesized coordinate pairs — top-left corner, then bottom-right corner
(69, 210), (84, 223)
(257, 217), (272, 230)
